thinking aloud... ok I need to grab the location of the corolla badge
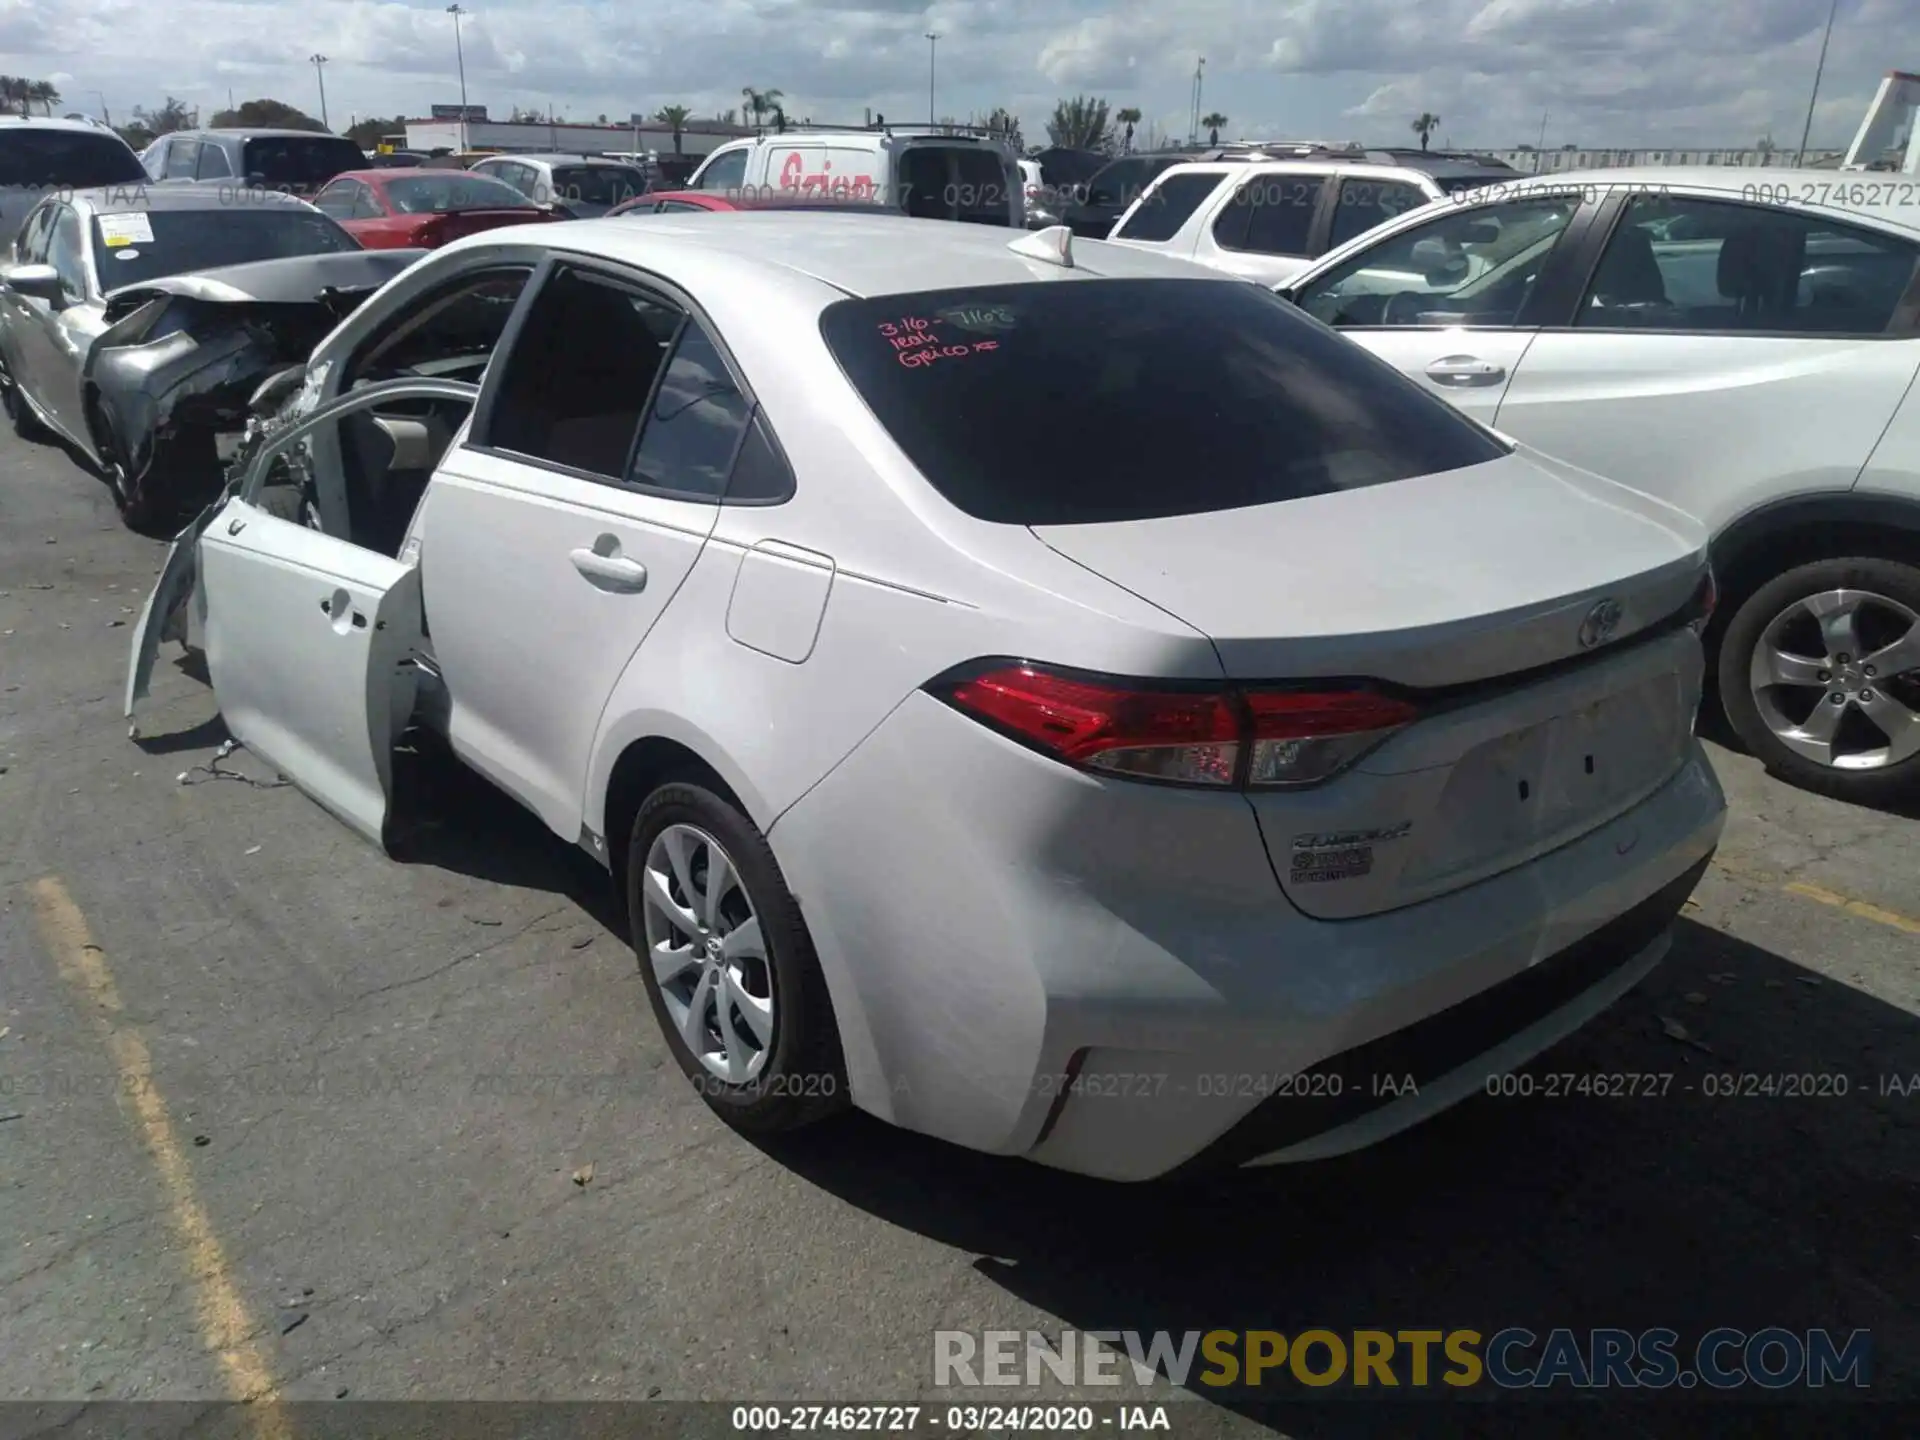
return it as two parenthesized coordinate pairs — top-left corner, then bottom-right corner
(1577, 598), (1624, 650)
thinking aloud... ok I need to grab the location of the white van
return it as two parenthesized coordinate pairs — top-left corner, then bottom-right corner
(684, 128), (1021, 226)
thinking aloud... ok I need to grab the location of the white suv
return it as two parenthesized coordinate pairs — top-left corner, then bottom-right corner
(1277, 167), (1920, 804)
(1105, 151), (1512, 285)
(0, 115), (146, 249)
(125, 215), (1723, 1181)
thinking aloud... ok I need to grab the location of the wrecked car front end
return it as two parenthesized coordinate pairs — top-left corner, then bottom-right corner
(87, 249), (425, 514)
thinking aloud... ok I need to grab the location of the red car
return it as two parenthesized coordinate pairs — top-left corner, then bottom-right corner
(311, 169), (559, 249)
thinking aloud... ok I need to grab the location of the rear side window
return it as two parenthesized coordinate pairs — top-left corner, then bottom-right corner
(820, 279), (1507, 525)
(898, 146), (1010, 226)
(628, 323), (753, 498)
(1114, 173), (1221, 243)
(0, 130), (144, 188)
(695, 148), (749, 190)
(485, 266), (683, 479)
(242, 135), (363, 188)
(1215, 175), (1326, 256)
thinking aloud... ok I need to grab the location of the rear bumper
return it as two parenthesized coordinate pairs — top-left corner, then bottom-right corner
(769, 692), (1726, 1181)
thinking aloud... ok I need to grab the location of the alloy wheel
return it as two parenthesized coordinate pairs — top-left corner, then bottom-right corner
(640, 823), (775, 1084)
(1747, 587), (1920, 771)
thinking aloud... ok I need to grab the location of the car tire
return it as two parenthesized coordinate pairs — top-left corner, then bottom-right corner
(1718, 555), (1920, 803)
(90, 397), (168, 532)
(626, 781), (848, 1134)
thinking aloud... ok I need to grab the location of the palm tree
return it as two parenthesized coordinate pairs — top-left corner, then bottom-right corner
(655, 104), (691, 153)
(0, 76), (29, 117)
(1115, 106), (1141, 152)
(1411, 111), (1440, 152)
(740, 87), (783, 129)
(28, 79), (59, 115)
(1201, 111), (1227, 146)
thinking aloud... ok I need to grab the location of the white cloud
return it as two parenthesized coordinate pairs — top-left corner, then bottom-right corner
(0, 0), (1901, 148)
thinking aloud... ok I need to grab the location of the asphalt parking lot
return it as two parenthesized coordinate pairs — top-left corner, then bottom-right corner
(1, 419), (1917, 1434)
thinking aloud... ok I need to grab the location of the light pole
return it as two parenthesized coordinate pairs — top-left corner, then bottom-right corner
(925, 33), (938, 126)
(1796, 0), (1841, 165)
(1189, 56), (1205, 145)
(89, 89), (110, 126)
(310, 54), (329, 130)
(447, 3), (470, 150)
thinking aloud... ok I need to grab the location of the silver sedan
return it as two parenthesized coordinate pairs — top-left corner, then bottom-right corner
(0, 182), (399, 527)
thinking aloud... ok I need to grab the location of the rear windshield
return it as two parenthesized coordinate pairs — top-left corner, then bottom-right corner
(1036, 149), (1107, 188)
(385, 172), (534, 213)
(243, 136), (365, 188)
(897, 146), (1011, 225)
(0, 130), (144, 189)
(819, 279), (1509, 525)
(93, 206), (361, 288)
(550, 166), (647, 207)
(1082, 156), (1179, 210)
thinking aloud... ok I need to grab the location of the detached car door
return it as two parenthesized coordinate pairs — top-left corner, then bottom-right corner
(126, 378), (478, 848)
(1491, 190), (1920, 532)
(1287, 191), (1592, 423)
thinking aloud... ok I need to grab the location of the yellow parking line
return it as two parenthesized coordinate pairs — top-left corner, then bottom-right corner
(1782, 879), (1920, 937)
(29, 877), (289, 1432)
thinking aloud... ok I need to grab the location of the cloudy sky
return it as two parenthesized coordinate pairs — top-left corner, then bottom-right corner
(0, 0), (1910, 149)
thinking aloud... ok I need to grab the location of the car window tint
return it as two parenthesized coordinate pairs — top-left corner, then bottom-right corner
(1576, 193), (1920, 335)
(351, 267), (534, 384)
(819, 279), (1507, 525)
(1084, 158), (1160, 209)
(351, 183), (385, 220)
(1114, 173), (1221, 243)
(696, 149), (748, 190)
(313, 182), (355, 218)
(1297, 196), (1579, 327)
(0, 130), (145, 188)
(163, 139), (199, 179)
(628, 323), (754, 498)
(195, 143), (232, 180)
(47, 207), (85, 298)
(1216, 175), (1325, 256)
(242, 136), (363, 189)
(1327, 179), (1429, 249)
(486, 266), (683, 479)
(724, 410), (796, 503)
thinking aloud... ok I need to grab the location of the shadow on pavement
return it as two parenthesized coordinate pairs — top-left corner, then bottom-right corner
(376, 737), (1918, 1434)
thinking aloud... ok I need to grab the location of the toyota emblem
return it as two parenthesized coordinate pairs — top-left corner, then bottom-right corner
(1578, 598), (1623, 649)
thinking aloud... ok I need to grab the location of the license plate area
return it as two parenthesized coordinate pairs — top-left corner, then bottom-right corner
(1401, 676), (1686, 887)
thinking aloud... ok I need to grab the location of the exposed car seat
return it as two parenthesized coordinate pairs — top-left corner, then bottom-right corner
(1586, 224), (1670, 313)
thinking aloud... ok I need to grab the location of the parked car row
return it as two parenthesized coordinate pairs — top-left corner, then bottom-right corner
(0, 107), (1906, 1184)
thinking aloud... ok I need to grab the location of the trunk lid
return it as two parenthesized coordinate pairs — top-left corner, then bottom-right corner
(1033, 448), (1711, 919)
(427, 209), (550, 242)
(1030, 448), (1705, 688)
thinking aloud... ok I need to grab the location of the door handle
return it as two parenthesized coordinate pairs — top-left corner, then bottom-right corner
(1425, 355), (1506, 387)
(569, 545), (648, 593)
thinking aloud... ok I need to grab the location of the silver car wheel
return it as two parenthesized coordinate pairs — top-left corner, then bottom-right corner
(640, 822), (774, 1085)
(1748, 587), (1920, 771)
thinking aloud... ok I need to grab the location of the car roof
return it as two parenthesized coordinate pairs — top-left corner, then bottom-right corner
(183, 128), (356, 141)
(495, 153), (642, 166)
(0, 116), (131, 137)
(1461, 165), (1920, 227)
(464, 211), (1237, 300)
(67, 181), (314, 212)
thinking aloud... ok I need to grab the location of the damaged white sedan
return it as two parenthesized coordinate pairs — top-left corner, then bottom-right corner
(126, 214), (1726, 1180)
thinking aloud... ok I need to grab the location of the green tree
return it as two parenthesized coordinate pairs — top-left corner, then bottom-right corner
(1114, 106), (1141, 152)
(1411, 111), (1440, 151)
(1201, 111), (1227, 145)
(345, 114), (409, 148)
(740, 87), (783, 128)
(982, 106), (1023, 152)
(655, 104), (691, 152)
(1046, 95), (1112, 151)
(29, 79), (60, 114)
(211, 98), (326, 131)
(132, 96), (193, 137)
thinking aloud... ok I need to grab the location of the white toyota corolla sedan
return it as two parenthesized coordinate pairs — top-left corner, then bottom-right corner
(126, 214), (1726, 1181)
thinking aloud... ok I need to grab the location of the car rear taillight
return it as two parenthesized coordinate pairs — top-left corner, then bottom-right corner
(933, 663), (1418, 789)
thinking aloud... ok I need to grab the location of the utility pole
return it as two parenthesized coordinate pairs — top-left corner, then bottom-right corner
(91, 90), (111, 125)
(925, 33), (939, 126)
(1189, 56), (1205, 145)
(1796, 0), (1841, 164)
(447, 3), (470, 151)
(310, 55), (329, 129)
(1537, 108), (1549, 150)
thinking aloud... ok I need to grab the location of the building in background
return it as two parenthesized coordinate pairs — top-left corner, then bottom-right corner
(403, 113), (752, 158)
